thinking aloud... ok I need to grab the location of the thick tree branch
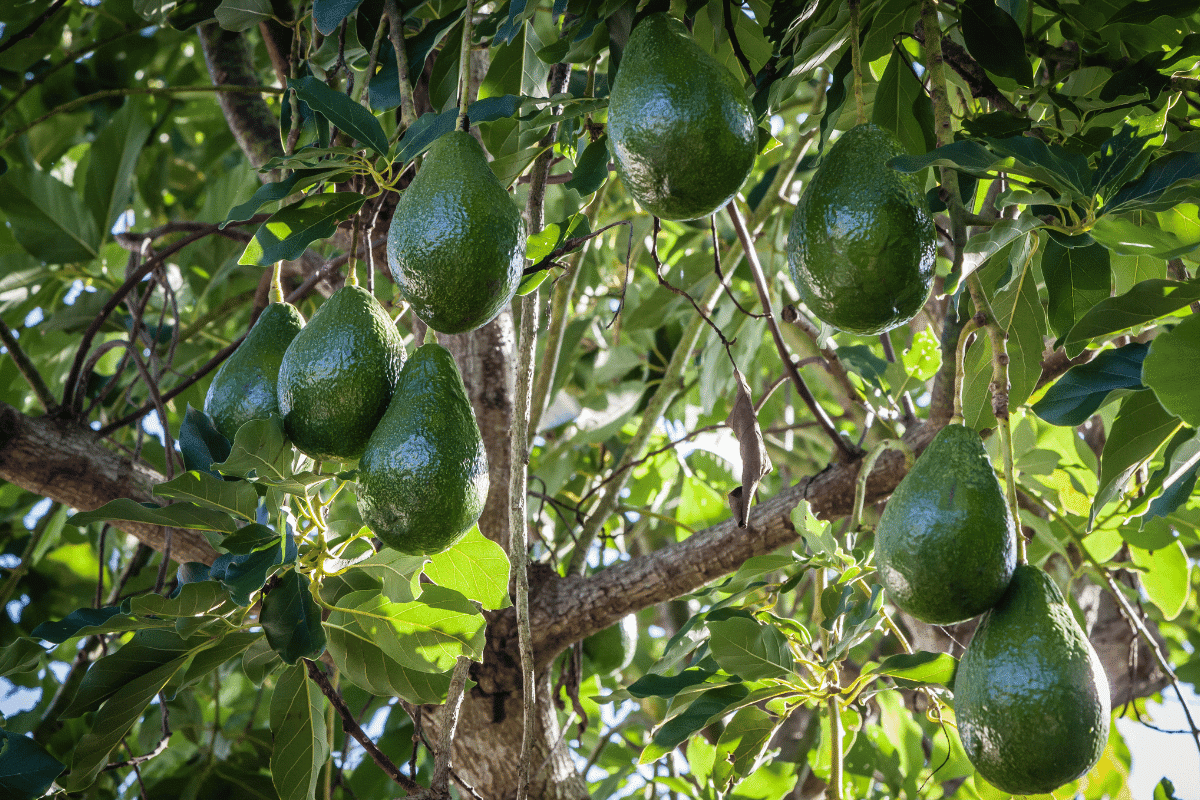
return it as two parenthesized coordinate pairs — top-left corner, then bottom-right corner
(198, 23), (285, 174)
(0, 403), (218, 565)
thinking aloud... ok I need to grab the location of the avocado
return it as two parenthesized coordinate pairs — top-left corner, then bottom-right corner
(786, 123), (936, 334)
(582, 614), (638, 675)
(954, 564), (1111, 795)
(276, 285), (405, 461)
(874, 424), (1016, 624)
(204, 301), (304, 441)
(356, 343), (488, 555)
(606, 12), (758, 221)
(386, 131), (525, 334)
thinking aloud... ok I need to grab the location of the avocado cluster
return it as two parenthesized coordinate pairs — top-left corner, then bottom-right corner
(205, 284), (489, 556)
(874, 424), (1109, 793)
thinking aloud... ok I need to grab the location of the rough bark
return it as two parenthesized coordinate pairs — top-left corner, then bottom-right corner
(197, 23), (284, 174)
(0, 402), (218, 565)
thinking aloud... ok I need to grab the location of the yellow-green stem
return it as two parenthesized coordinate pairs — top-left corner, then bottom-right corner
(952, 317), (981, 425)
(456, 0), (474, 131)
(270, 262), (284, 304)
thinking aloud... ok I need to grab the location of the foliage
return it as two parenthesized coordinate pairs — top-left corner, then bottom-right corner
(0, 0), (1199, 798)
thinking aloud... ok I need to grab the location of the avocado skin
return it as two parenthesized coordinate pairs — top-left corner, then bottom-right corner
(606, 13), (757, 221)
(787, 123), (935, 334)
(277, 286), (405, 461)
(356, 343), (488, 555)
(204, 302), (305, 441)
(875, 424), (1016, 624)
(954, 565), (1111, 795)
(582, 614), (638, 675)
(387, 131), (525, 334)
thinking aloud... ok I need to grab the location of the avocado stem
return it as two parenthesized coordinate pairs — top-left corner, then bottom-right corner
(455, 0), (474, 132)
(849, 438), (912, 533)
(269, 261), (284, 304)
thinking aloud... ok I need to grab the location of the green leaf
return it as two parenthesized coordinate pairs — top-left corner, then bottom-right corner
(1143, 312), (1200, 426)
(83, 98), (152, 235)
(210, 531), (297, 606)
(129, 580), (230, 617)
(214, 0), (273, 31)
(1094, 120), (1167, 198)
(490, 144), (552, 189)
(1032, 342), (1149, 426)
(290, 76), (388, 156)
(220, 522), (282, 555)
(239, 192), (367, 266)
(68, 498), (240, 534)
(326, 586), (485, 674)
(269, 664), (329, 800)
(212, 415), (293, 481)
(712, 706), (778, 793)
(959, 0), (1033, 85)
(32, 606), (128, 643)
(871, 49), (935, 157)
(262, 571), (326, 664)
(639, 684), (751, 764)
(1131, 540), (1190, 620)
(0, 638), (44, 678)
(706, 616), (793, 681)
(626, 668), (719, 699)
(178, 405), (232, 477)
(326, 613), (454, 704)
(328, 549), (424, 603)
(0, 729), (65, 799)
(0, 168), (101, 263)
(179, 630), (264, 688)
(963, 212), (1041, 264)
(313, 0), (365, 34)
(154, 469), (259, 521)
(242, 635), (284, 685)
(1141, 433), (1200, 526)
(1064, 280), (1200, 357)
(63, 629), (196, 718)
(1090, 211), (1200, 259)
(1105, 151), (1200, 215)
(1091, 389), (1182, 527)
(1042, 238), (1111, 339)
(871, 651), (958, 688)
(563, 135), (611, 196)
(423, 526), (511, 610)
(222, 168), (343, 228)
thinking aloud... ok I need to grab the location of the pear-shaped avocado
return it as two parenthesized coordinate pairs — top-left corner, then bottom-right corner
(277, 285), (405, 461)
(874, 424), (1016, 624)
(386, 131), (525, 334)
(204, 301), (305, 441)
(582, 614), (638, 676)
(606, 13), (758, 221)
(954, 564), (1111, 794)
(787, 123), (936, 334)
(356, 343), (488, 555)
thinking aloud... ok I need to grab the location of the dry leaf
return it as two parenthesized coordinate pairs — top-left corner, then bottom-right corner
(726, 365), (772, 526)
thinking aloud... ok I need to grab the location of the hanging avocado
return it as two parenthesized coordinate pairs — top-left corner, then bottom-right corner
(606, 13), (758, 221)
(204, 301), (304, 441)
(386, 131), (526, 334)
(356, 343), (488, 555)
(874, 424), (1017, 624)
(786, 123), (936, 334)
(954, 564), (1111, 794)
(277, 286), (405, 461)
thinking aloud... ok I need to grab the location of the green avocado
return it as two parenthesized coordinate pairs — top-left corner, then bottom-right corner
(874, 424), (1016, 624)
(204, 301), (305, 441)
(582, 614), (638, 675)
(606, 13), (758, 221)
(356, 343), (489, 555)
(276, 285), (405, 461)
(386, 131), (525, 334)
(786, 123), (936, 334)
(954, 564), (1111, 795)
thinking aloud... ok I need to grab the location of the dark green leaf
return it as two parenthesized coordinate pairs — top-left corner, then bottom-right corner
(640, 684), (751, 763)
(32, 606), (127, 644)
(211, 415), (293, 481)
(1105, 151), (1200, 215)
(1106, 0), (1200, 27)
(1099, 52), (1170, 102)
(290, 76), (389, 155)
(872, 49), (936, 156)
(129, 581), (230, 617)
(0, 168), (101, 263)
(239, 192), (367, 266)
(262, 571), (326, 664)
(214, 0), (273, 31)
(63, 629), (195, 718)
(1094, 122), (1166, 197)
(222, 168), (340, 228)
(1042, 238), (1111, 339)
(1064, 280), (1200, 357)
(83, 99), (152, 235)
(313, 0), (365, 34)
(166, 0), (223, 28)
(178, 405), (232, 477)
(626, 668), (719, 699)
(178, 630), (264, 688)
(0, 729), (65, 800)
(210, 530), (297, 606)
(1142, 312), (1200, 426)
(153, 469), (259, 521)
(960, 0), (1033, 85)
(1031, 342), (1148, 426)
(370, 14), (461, 111)
(1155, 777), (1183, 800)
(1143, 434), (1200, 526)
(68, 498), (240, 534)
(712, 706), (778, 793)
(564, 135), (611, 195)
(1091, 389), (1183, 527)
(0, 638), (44, 678)
(707, 616), (793, 680)
(270, 664), (329, 800)
(817, 47), (853, 156)
(220, 522), (282, 555)
(872, 651), (958, 688)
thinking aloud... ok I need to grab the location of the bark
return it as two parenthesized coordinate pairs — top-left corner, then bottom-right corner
(197, 23), (284, 175)
(0, 403), (218, 565)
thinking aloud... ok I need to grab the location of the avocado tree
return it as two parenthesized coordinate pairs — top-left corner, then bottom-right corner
(1, 0), (1199, 797)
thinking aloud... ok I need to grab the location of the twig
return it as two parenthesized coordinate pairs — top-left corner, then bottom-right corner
(383, 0), (419, 128)
(0, 0), (68, 57)
(455, 0), (475, 131)
(710, 216), (766, 319)
(725, 201), (859, 461)
(429, 657), (472, 797)
(721, 0), (755, 80)
(0, 317), (58, 413)
(303, 659), (422, 793)
(649, 217), (737, 358)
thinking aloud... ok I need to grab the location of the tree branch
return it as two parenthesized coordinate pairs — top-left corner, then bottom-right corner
(198, 23), (285, 174)
(0, 403), (218, 565)
(0, 317), (59, 414)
